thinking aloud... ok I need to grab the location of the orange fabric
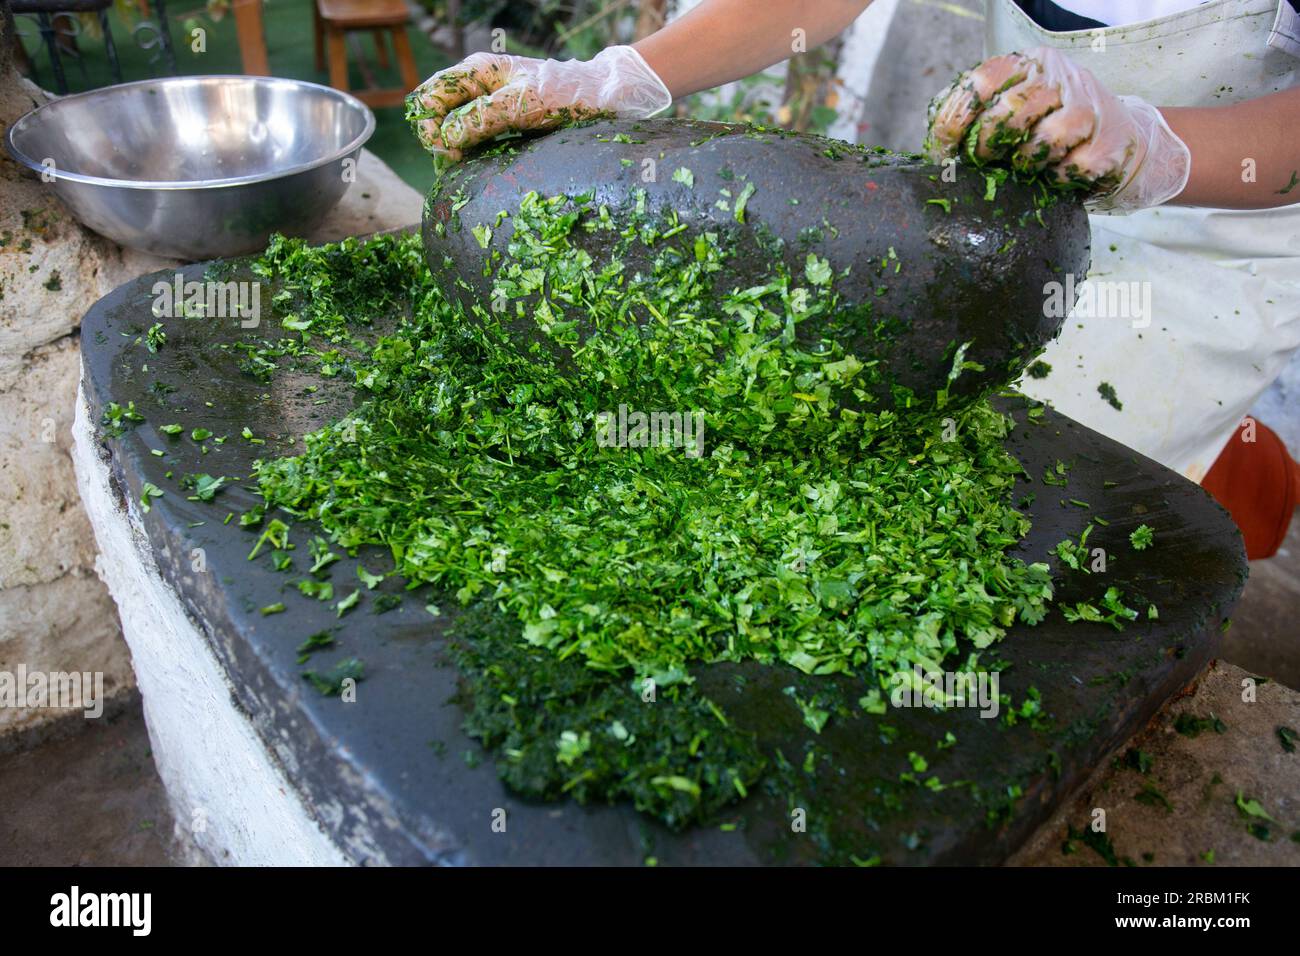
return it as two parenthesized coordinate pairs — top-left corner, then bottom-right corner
(1201, 419), (1300, 560)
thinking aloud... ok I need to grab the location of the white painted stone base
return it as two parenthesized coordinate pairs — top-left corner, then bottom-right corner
(71, 383), (350, 867)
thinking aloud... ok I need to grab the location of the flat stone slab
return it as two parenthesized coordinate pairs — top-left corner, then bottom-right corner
(77, 254), (1247, 865)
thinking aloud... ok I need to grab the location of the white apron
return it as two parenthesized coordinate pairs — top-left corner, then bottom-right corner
(987, 0), (1300, 481)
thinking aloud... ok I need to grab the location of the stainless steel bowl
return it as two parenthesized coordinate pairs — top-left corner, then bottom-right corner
(5, 75), (376, 260)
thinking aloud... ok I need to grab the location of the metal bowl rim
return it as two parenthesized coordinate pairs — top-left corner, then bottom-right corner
(3, 74), (378, 191)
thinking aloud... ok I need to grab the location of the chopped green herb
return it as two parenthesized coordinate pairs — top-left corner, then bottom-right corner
(1174, 713), (1227, 738)
(159, 202), (1144, 849)
(102, 401), (145, 437)
(1134, 781), (1173, 814)
(296, 629), (336, 663)
(304, 657), (364, 696)
(1120, 748), (1154, 775)
(183, 473), (226, 502)
(139, 482), (163, 513)
(733, 181), (755, 223)
(1277, 726), (1298, 754)
(335, 589), (361, 618)
(1234, 791), (1276, 823)
(297, 579), (334, 601)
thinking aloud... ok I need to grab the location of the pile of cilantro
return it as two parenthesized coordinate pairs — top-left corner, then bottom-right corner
(246, 188), (1055, 828)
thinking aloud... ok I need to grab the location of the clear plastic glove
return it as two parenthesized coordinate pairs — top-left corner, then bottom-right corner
(406, 46), (672, 164)
(925, 47), (1190, 212)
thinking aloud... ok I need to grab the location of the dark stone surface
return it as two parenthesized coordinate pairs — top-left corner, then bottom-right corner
(422, 119), (1091, 409)
(79, 252), (1246, 865)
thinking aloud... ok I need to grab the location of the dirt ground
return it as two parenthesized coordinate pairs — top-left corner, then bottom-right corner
(0, 692), (174, 866)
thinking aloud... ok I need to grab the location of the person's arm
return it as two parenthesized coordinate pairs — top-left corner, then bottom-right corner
(408, 0), (873, 162)
(634, 0), (871, 99)
(1163, 87), (1300, 209)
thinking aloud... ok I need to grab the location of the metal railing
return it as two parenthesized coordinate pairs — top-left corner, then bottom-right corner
(12, 0), (176, 93)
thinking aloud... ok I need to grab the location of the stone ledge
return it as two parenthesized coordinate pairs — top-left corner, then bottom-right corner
(72, 385), (350, 866)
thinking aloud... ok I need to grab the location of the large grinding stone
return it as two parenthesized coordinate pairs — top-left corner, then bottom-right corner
(76, 255), (1247, 865)
(422, 119), (1091, 410)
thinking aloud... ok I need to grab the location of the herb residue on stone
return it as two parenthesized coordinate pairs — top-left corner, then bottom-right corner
(238, 191), (1061, 839)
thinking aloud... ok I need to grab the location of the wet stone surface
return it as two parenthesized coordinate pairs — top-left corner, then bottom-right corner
(78, 252), (1246, 865)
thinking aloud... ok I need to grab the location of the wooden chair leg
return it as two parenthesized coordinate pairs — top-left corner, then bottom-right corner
(372, 29), (390, 69)
(391, 26), (419, 93)
(313, 3), (324, 72)
(326, 26), (349, 92)
(235, 0), (271, 76)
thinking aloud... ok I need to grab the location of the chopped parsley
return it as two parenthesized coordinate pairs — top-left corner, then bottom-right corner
(102, 164), (1138, 851)
(1130, 524), (1154, 550)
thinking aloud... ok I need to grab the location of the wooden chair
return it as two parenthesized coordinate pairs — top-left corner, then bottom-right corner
(313, 0), (420, 108)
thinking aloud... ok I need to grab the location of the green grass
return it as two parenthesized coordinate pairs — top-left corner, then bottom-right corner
(17, 4), (450, 192)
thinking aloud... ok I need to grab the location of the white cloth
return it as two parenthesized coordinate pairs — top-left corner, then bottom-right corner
(1052, 0), (1211, 26)
(988, 0), (1300, 482)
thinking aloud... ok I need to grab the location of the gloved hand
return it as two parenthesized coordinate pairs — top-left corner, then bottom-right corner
(925, 47), (1190, 212)
(406, 46), (672, 164)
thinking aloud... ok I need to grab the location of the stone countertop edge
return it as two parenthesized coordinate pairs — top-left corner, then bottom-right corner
(73, 382), (358, 865)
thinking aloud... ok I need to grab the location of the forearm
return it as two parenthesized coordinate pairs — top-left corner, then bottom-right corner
(633, 0), (872, 99)
(1162, 87), (1300, 208)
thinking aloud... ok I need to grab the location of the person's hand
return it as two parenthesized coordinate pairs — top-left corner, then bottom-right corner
(925, 47), (1190, 211)
(406, 46), (672, 164)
